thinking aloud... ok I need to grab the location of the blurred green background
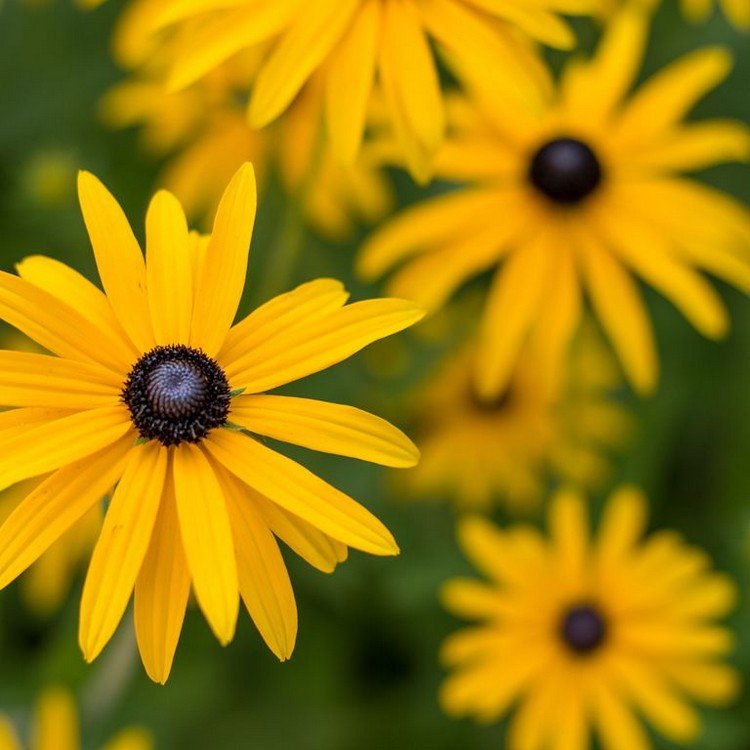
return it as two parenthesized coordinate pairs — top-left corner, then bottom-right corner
(0, 0), (749, 747)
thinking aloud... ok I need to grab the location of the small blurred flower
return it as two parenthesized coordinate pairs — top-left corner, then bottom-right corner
(359, 9), (750, 399)
(0, 686), (152, 750)
(441, 487), (740, 748)
(114, 0), (589, 181)
(405, 324), (631, 511)
(20, 150), (76, 209)
(0, 163), (422, 682)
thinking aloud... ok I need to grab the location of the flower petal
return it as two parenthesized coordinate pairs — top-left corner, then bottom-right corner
(220, 468), (297, 660)
(205, 430), (398, 556)
(134, 469), (191, 684)
(77, 171), (155, 353)
(230, 394), (419, 467)
(80, 443), (168, 662)
(0, 406), (132, 492)
(0, 438), (132, 590)
(225, 298), (424, 392)
(0, 351), (121, 409)
(190, 163), (257, 357)
(172, 444), (239, 644)
(145, 190), (193, 345)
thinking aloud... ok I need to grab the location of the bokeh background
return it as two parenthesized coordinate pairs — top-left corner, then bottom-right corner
(0, 1), (749, 747)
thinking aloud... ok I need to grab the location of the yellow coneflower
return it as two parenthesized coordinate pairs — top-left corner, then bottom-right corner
(103, 68), (394, 240)
(359, 9), (750, 398)
(441, 487), (740, 749)
(0, 686), (152, 750)
(405, 324), (631, 511)
(128, 0), (587, 180)
(0, 162), (422, 683)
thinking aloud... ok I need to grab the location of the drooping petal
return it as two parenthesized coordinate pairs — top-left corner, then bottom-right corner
(134, 470), (191, 684)
(205, 430), (398, 556)
(172, 444), (239, 644)
(190, 163), (257, 357)
(230, 394), (419, 467)
(77, 171), (155, 353)
(0, 438), (132, 590)
(0, 406), (132, 492)
(80, 443), (168, 662)
(145, 190), (192, 345)
(220, 468), (297, 660)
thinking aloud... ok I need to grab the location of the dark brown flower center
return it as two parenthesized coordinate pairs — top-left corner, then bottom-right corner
(529, 137), (603, 205)
(559, 604), (607, 655)
(122, 345), (231, 447)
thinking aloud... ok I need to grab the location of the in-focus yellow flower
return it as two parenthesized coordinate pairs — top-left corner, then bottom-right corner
(102, 68), (394, 240)
(441, 487), (740, 748)
(0, 686), (152, 750)
(132, 0), (587, 180)
(0, 162), (422, 683)
(360, 10), (750, 398)
(406, 324), (631, 511)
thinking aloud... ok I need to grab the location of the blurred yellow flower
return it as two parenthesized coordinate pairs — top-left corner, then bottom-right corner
(103, 66), (394, 240)
(360, 9), (750, 399)
(680, 0), (749, 27)
(441, 487), (740, 748)
(121, 0), (587, 180)
(0, 163), (422, 682)
(405, 324), (631, 511)
(0, 686), (152, 750)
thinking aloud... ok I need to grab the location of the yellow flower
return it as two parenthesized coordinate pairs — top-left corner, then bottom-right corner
(406, 324), (631, 511)
(134, 0), (586, 180)
(359, 10), (750, 399)
(102, 68), (394, 240)
(441, 487), (740, 748)
(0, 686), (152, 750)
(680, 0), (750, 27)
(0, 162), (423, 683)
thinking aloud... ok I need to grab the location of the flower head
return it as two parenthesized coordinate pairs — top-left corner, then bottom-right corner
(0, 686), (152, 750)
(121, 0), (589, 180)
(405, 324), (631, 510)
(0, 162), (422, 682)
(359, 10), (750, 398)
(441, 487), (740, 748)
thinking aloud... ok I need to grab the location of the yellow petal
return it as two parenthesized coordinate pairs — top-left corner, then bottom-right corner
(135, 470), (191, 684)
(218, 278), (348, 367)
(190, 163), (257, 356)
(0, 438), (131, 591)
(0, 718), (21, 750)
(0, 406), (132, 492)
(80, 444), (167, 662)
(0, 271), (132, 374)
(225, 298), (424, 392)
(205, 430), (398, 556)
(230, 394), (419, 467)
(101, 728), (154, 750)
(145, 190), (192, 345)
(325, 0), (380, 164)
(0, 351), (121, 409)
(548, 488), (588, 581)
(253, 493), (345, 573)
(32, 688), (79, 750)
(220, 468), (297, 660)
(16, 255), (137, 360)
(172, 445), (239, 644)
(77, 171), (154, 353)
(249, 0), (359, 128)
(590, 678), (651, 750)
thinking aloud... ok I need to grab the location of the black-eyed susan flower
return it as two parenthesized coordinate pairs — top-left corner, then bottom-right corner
(441, 487), (740, 748)
(130, 0), (587, 180)
(360, 9), (750, 398)
(405, 324), (631, 511)
(0, 162), (422, 683)
(0, 686), (152, 750)
(103, 62), (393, 240)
